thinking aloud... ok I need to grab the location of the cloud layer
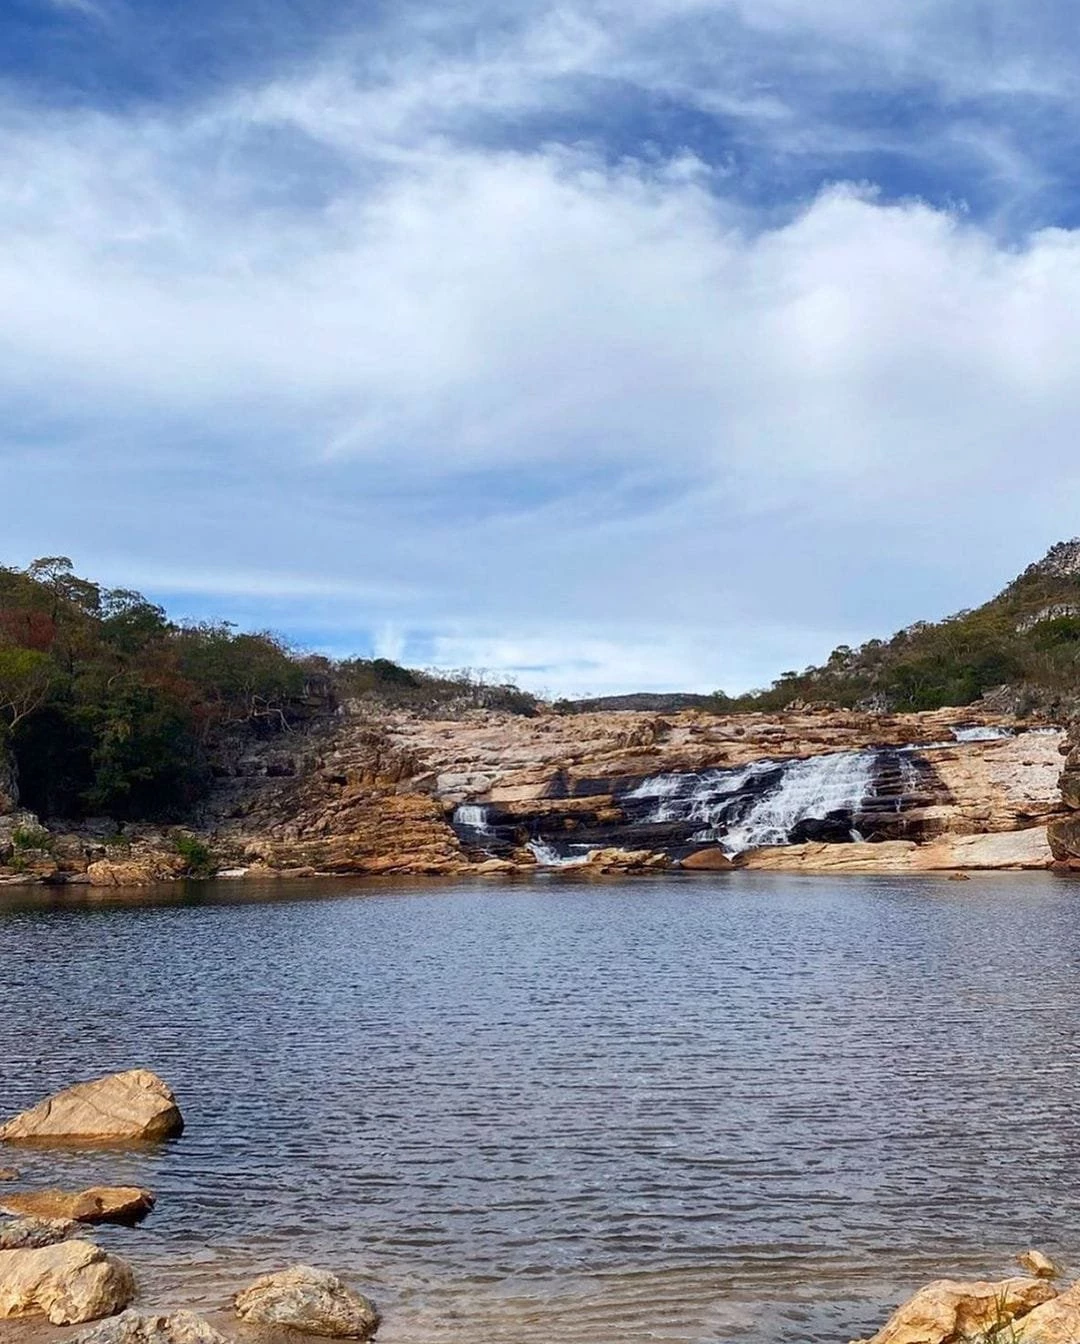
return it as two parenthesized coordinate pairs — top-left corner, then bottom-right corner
(3, 0), (1080, 694)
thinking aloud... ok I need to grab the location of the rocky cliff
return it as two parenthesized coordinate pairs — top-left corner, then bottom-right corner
(0, 703), (1068, 885)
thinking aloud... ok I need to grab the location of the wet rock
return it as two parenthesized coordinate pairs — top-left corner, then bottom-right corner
(1018, 1250), (1059, 1279)
(584, 847), (668, 871)
(0, 1217), (78, 1250)
(1, 1187), (154, 1224)
(0, 1168), (18, 1182)
(854, 1277), (1056, 1344)
(0, 1069), (184, 1144)
(234, 1265), (380, 1338)
(86, 857), (185, 887)
(0, 1239), (136, 1324)
(73, 1309), (232, 1344)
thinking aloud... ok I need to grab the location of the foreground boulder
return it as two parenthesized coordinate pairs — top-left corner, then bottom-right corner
(0, 1217), (78, 1250)
(74, 1309), (232, 1344)
(855, 1277), (1056, 1344)
(234, 1266), (380, 1338)
(0, 1239), (135, 1324)
(1014, 1281), (1080, 1341)
(0, 1070), (183, 1144)
(1, 1187), (154, 1224)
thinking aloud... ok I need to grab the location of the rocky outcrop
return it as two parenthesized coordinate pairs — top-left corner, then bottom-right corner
(0, 1188), (154, 1225)
(74, 1310), (232, 1344)
(739, 828), (1055, 873)
(234, 1266), (380, 1339)
(854, 1276), (1056, 1344)
(0, 1070), (183, 1145)
(1014, 1281), (1080, 1341)
(1018, 1250), (1060, 1280)
(0, 1218), (77, 1251)
(0, 1239), (135, 1325)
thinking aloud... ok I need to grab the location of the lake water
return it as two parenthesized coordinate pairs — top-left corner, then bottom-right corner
(3, 872), (1080, 1343)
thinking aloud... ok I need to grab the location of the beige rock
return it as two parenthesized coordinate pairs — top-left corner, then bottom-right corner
(0, 1218), (78, 1250)
(0, 1168), (18, 1181)
(584, 847), (668, 870)
(86, 857), (183, 887)
(0, 1070), (183, 1144)
(0, 1239), (135, 1325)
(1, 1188), (154, 1224)
(679, 847), (736, 871)
(234, 1265), (380, 1339)
(1018, 1250), (1060, 1279)
(856, 1277), (1056, 1344)
(1015, 1281), (1080, 1341)
(738, 841), (919, 873)
(73, 1309), (232, 1344)
(911, 828), (1054, 870)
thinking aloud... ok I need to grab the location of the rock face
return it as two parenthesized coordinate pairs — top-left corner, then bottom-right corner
(74, 1310), (232, 1344)
(0, 1239), (136, 1325)
(0, 1218), (78, 1250)
(87, 858), (185, 887)
(1, 1188), (154, 1224)
(0, 1070), (183, 1144)
(855, 1277), (1056, 1344)
(1014, 1281), (1080, 1342)
(234, 1266), (380, 1339)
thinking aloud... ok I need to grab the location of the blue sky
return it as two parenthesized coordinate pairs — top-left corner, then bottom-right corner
(5, 0), (1080, 695)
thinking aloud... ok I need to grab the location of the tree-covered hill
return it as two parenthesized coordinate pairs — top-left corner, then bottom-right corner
(716, 540), (1080, 716)
(0, 558), (535, 821)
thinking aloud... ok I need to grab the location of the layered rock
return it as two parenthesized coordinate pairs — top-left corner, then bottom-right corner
(0, 1239), (135, 1325)
(0, 1070), (183, 1145)
(0, 1188), (154, 1225)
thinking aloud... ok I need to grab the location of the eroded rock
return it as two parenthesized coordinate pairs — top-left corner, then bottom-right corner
(855, 1277), (1056, 1344)
(1018, 1250), (1060, 1279)
(0, 1070), (183, 1144)
(74, 1309), (232, 1344)
(1, 1187), (155, 1224)
(0, 1217), (78, 1250)
(234, 1265), (380, 1339)
(1015, 1281), (1080, 1341)
(0, 1238), (135, 1324)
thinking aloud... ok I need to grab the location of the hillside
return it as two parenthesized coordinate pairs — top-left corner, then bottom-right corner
(713, 540), (1080, 716)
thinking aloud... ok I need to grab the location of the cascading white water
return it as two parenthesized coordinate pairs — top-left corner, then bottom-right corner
(720, 751), (878, 853)
(528, 840), (591, 868)
(628, 762), (777, 827)
(952, 725), (1015, 742)
(453, 804), (494, 835)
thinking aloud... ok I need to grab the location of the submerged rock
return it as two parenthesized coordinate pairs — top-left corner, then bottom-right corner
(0, 1217), (78, 1250)
(854, 1277), (1056, 1344)
(1, 1187), (154, 1224)
(234, 1265), (380, 1339)
(74, 1309), (232, 1344)
(0, 1239), (136, 1324)
(0, 1168), (18, 1182)
(0, 1070), (183, 1144)
(1018, 1250), (1060, 1279)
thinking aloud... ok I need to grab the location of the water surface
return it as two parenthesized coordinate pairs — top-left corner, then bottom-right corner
(2, 872), (1079, 1342)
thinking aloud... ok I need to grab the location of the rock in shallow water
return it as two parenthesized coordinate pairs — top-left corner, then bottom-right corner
(0, 1070), (183, 1144)
(0, 1217), (78, 1250)
(853, 1277), (1057, 1344)
(0, 1187), (154, 1224)
(73, 1309), (232, 1344)
(0, 1239), (136, 1324)
(234, 1266), (380, 1339)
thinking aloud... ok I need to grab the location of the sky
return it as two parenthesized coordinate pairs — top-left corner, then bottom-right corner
(5, 0), (1080, 697)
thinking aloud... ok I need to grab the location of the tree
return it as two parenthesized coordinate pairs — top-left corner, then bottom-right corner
(0, 645), (52, 732)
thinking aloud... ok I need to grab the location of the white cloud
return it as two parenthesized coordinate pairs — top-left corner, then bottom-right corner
(5, 6), (1080, 692)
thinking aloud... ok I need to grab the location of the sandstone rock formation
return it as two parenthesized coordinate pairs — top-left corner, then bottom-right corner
(234, 1266), (380, 1339)
(0, 1188), (154, 1224)
(0, 1218), (77, 1251)
(87, 858), (185, 887)
(73, 1310), (232, 1344)
(854, 1276), (1056, 1344)
(1014, 1281), (1080, 1341)
(0, 1239), (135, 1325)
(0, 1070), (183, 1144)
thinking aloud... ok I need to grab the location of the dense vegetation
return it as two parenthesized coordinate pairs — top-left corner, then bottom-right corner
(714, 545), (1080, 715)
(0, 558), (535, 821)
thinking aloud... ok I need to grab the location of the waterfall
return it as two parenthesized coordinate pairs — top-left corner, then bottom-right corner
(529, 840), (591, 868)
(453, 804), (494, 836)
(952, 725), (1015, 742)
(714, 751), (878, 853)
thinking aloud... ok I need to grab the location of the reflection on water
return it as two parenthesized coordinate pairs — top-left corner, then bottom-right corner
(2, 872), (1080, 1342)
